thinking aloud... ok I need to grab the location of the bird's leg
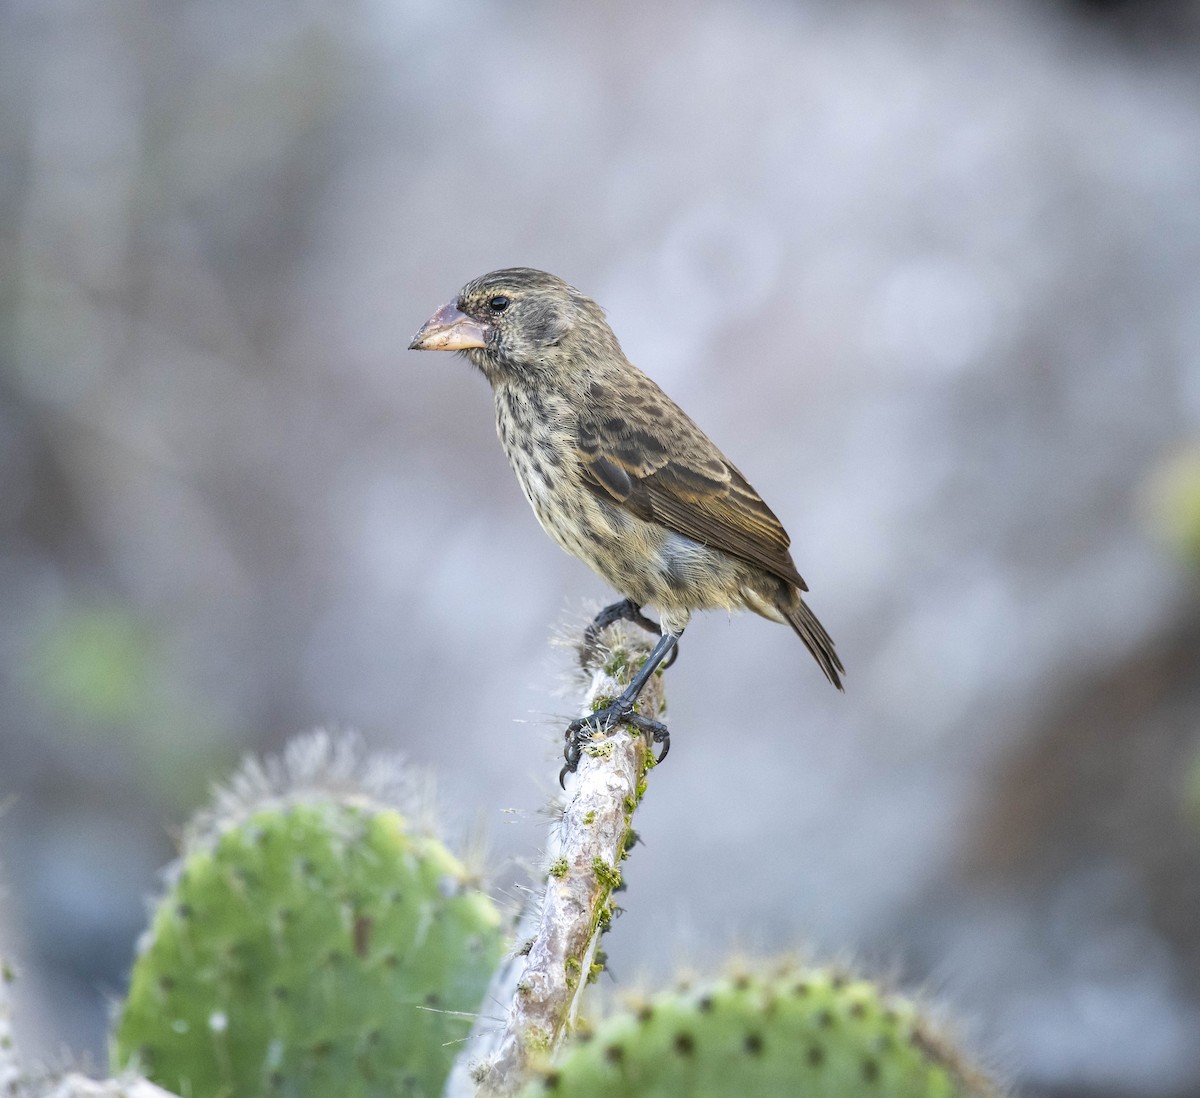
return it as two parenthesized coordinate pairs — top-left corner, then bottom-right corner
(580, 598), (659, 666)
(560, 631), (678, 786)
(580, 598), (680, 669)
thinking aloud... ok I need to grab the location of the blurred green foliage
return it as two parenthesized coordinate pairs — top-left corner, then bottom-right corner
(26, 601), (234, 806)
(1184, 739), (1200, 831)
(1147, 447), (1200, 572)
(31, 605), (157, 729)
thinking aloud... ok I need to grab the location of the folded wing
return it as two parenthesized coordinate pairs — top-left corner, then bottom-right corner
(576, 389), (808, 592)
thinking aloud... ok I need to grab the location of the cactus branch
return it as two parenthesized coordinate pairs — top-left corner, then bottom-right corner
(458, 623), (666, 1097)
(40, 1075), (182, 1098)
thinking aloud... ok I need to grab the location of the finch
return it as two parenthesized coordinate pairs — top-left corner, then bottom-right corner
(410, 268), (843, 779)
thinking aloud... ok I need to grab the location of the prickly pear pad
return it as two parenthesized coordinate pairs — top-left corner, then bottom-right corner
(521, 968), (993, 1098)
(115, 802), (504, 1098)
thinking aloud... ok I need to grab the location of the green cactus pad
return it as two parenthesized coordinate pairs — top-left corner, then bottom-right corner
(114, 798), (505, 1098)
(521, 967), (998, 1098)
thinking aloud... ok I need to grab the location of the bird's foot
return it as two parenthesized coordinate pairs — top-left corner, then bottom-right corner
(558, 701), (670, 787)
(580, 599), (680, 670)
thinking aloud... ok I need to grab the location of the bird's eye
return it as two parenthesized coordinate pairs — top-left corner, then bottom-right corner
(488, 295), (510, 313)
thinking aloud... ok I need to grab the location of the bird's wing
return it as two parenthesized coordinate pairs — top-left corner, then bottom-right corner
(576, 385), (808, 592)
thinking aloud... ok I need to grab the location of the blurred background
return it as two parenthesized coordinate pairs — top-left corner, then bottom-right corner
(3, 0), (1200, 1094)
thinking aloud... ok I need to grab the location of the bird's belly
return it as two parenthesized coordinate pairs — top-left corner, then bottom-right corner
(501, 438), (598, 560)
(497, 413), (749, 620)
(523, 474), (630, 579)
(523, 473), (745, 617)
(507, 457), (645, 585)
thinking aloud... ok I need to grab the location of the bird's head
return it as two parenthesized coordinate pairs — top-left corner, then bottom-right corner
(409, 268), (618, 384)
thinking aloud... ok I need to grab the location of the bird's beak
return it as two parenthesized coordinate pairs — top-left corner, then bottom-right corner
(408, 303), (489, 351)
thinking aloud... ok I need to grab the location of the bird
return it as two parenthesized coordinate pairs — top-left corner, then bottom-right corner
(409, 268), (843, 782)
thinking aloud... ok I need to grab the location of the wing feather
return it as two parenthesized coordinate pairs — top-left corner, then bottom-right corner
(576, 381), (808, 591)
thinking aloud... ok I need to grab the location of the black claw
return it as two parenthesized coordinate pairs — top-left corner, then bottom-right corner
(567, 624), (679, 782)
(558, 716), (592, 786)
(559, 700), (670, 782)
(559, 737), (582, 787)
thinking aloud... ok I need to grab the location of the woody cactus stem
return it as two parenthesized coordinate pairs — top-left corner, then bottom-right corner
(471, 623), (666, 1096)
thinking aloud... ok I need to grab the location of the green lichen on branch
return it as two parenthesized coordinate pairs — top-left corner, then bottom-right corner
(591, 858), (622, 892)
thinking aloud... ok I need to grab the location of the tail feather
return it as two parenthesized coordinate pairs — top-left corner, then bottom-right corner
(782, 595), (845, 691)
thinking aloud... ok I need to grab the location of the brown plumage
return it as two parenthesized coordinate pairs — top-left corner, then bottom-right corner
(410, 268), (843, 775)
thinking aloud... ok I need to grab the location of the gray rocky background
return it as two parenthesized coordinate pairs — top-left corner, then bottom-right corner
(2, 1), (1200, 1095)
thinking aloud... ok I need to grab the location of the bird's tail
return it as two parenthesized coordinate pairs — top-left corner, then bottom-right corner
(781, 592), (845, 691)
